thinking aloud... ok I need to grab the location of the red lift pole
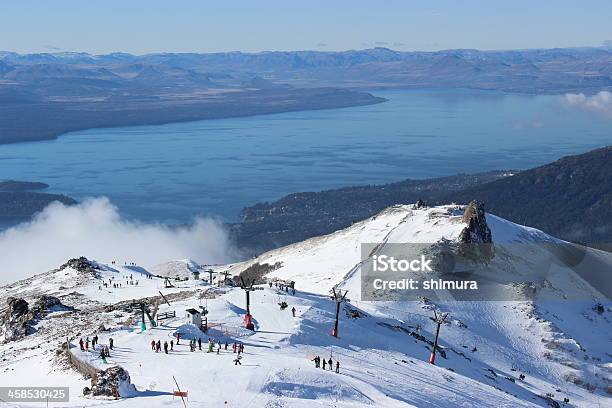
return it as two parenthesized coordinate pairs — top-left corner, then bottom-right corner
(240, 277), (261, 330)
(429, 310), (448, 365)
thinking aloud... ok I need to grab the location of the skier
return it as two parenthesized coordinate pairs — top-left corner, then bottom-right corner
(100, 348), (107, 364)
(164, 341), (169, 354)
(208, 341), (214, 353)
(151, 340), (156, 351)
(198, 337), (202, 350)
(311, 356), (319, 368)
(170, 340), (174, 351)
(291, 307), (296, 317)
(176, 333), (181, 344)
(322, 359), (326, 370)
(79, 338), (84, 351)
(233, 355), (243, 365)
(109, 337), (114, 350)
(224, 341), (228, 351)
(328, 358), (333, 371)
(335, 361), (340, 373)
(240, 343), (244, 353)
(269, 282), (273, 288)
(156, 340), (161, 353)
(232, 343), (237, 353)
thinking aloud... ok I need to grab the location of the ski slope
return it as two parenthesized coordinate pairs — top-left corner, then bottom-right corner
(0, 204), (610, 407)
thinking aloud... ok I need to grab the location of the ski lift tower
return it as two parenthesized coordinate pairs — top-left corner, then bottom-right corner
(240, 277), (263, 330)
(130, 301), (157, 331)
(429, 310), (449, 365)
(205, 268), (215, 286)
(331, 288), (348, 338)
(219, 271), (231, 286)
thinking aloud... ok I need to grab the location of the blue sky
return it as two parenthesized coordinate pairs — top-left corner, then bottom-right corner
(2, 0), (612, 54)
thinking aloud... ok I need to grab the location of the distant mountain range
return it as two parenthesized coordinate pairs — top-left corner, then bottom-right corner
(1, 46), (610, 144)
(2, 46), (611, 93)
(232, 147), (612, 253)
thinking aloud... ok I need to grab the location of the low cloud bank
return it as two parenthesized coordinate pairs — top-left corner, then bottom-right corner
(563, 91), (612, 117)
(0, 197), (236, 285)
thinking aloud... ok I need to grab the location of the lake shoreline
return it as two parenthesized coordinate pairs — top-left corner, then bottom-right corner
(0, 88), (386, 146)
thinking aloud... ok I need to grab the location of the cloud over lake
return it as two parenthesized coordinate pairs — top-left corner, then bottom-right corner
(0, 197), (235, 284)
(563, 91), (612, 118)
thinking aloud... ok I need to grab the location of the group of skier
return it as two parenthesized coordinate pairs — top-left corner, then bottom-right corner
(269, 280), (296, 296)
(109, 261), (137, 266)
(78, 335), (114, 363)
(150, 334), (244, 359)
(312, 356), (340, 373)
(151, 339), (174, 354)
(98, 273), (142, 290)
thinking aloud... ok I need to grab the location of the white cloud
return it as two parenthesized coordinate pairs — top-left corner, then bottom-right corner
(563, 91), (612, 117)
(0, 197), (236, 285)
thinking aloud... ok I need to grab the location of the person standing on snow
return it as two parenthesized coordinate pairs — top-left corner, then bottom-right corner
(170, 340), (174, 351)
(198, 337), (202, 350)
(151, 340), (156, 351)
(164, 341), (169, 354)
(291, 307), (296, 317)
(233, 355), (242, 365)
(79, 338), (85, 351)
(335, 361), (340, 373)
(328, 358), (333, 371)
(109, 337), (114, 350)
(312, 356), (319, 368)
(322, 359), (326, 370)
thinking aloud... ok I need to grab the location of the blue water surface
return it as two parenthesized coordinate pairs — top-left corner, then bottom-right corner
(1, 88), (610, 223)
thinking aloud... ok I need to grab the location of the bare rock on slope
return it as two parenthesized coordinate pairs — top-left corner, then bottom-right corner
(85, 366), (137, 399)
(459, 201), (492, 244)
(1, 295), (72, 343)
(59, 257), (98, 276)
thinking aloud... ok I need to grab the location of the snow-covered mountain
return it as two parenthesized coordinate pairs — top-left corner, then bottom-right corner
(0, 204), (609, 407)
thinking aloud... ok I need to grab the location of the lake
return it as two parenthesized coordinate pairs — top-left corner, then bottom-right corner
(1, 88), (610, 224)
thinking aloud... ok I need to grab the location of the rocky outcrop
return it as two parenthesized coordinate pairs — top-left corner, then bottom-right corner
(1, 298), (30, 341)
(457, 201), (493, 262)
(459, 201), (492, 244)
(59, 257), (98, 276)
(84, 366), (137, 399)
(1, 295), (72, 343)
(7, 297), (29, 318)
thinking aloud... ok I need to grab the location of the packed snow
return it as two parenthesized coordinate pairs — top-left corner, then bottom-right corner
(0, 205), (610, 407)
